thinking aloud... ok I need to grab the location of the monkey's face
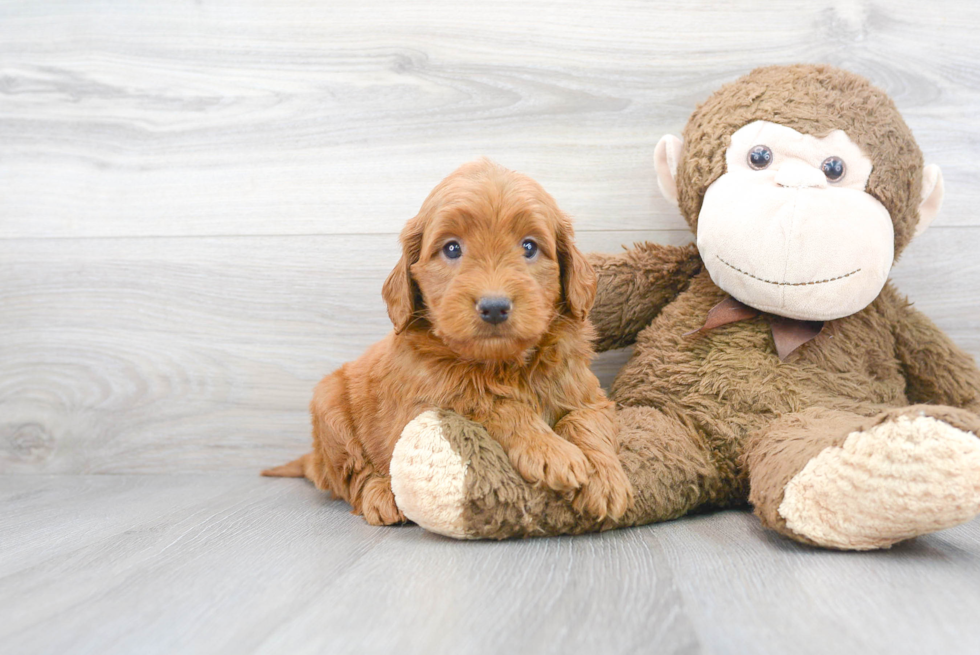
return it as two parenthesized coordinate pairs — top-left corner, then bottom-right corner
(696, 120), (894, 321)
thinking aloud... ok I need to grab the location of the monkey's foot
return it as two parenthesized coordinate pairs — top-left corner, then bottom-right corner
(779, 415), (980, 550)
(390, 410), (614, 539)
(390, 411), (473, 539)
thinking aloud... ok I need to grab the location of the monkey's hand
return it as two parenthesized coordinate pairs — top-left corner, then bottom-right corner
(588, 242), (701, 351)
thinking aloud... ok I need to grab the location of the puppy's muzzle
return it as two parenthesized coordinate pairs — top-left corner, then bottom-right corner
(477, 296), (512, 325)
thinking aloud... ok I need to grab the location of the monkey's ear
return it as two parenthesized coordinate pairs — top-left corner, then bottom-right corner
(914, 164), (944, 238)
(654, 134), (683, 206)
(382, 215), (426, 333)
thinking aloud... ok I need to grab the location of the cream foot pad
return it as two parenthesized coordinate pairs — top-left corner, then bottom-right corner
(779, 415), (980, 550)
(390, 411), (472, 539)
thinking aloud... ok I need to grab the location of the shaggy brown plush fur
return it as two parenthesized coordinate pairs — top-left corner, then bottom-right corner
(391, 65), (980, 545)
(263, 159), (632, 524)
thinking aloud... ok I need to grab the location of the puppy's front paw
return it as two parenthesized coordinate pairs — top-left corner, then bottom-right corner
(508, 436), (592, 492)
(360, 476), (407, 526)
(572, 453), (633, 521)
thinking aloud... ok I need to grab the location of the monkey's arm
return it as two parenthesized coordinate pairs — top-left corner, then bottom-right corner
(886, 287), (980, 413)
(587, 242), (701, 352)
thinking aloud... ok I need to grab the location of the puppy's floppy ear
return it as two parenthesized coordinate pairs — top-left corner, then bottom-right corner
(383, 214), (426, 333)
(555, 212), (596, 321)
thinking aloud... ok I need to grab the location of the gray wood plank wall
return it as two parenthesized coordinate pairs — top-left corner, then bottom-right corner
(2, 0), (979, 474)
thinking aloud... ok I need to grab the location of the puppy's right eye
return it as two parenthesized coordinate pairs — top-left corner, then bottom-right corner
(442, 240), (462, 260)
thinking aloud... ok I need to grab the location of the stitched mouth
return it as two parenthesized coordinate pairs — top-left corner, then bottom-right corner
(716, 256), (861, 287)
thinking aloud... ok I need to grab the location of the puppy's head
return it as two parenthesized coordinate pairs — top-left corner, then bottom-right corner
(382, 159), (595, 362)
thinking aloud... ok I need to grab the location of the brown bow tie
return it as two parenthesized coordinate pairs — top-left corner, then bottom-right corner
(685, 296), (824, 360)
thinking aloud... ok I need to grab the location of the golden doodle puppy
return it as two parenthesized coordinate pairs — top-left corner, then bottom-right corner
(264, 159), (633, 525)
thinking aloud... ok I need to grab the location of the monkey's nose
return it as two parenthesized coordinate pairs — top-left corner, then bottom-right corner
(774, 160), (827, 189)
(477, 296), (512, 324)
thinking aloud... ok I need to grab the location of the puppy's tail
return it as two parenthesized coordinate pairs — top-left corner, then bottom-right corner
(261, 452), (315, 479)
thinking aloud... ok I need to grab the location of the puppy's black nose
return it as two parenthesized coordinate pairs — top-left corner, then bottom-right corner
(478, 296), (512, 325)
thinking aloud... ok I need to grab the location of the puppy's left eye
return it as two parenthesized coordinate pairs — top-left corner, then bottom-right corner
(521, 239), (538, 259)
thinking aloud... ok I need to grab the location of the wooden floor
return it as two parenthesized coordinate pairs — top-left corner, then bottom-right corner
(4, 1), (980, 653)
(3, 475), (980, 655)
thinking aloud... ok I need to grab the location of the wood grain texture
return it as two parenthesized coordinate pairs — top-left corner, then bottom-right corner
(1, 475), (979, 655)
(2, 0), (980, 239)
(2, 0), (979, 476)
(653, 508), (980, 655)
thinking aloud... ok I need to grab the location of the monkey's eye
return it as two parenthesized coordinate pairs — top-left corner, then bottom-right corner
(821, 156), (846, 182)
(747, 145), (773, 170)
(522, 238), (538, 259)
(442, 240), (462, 260)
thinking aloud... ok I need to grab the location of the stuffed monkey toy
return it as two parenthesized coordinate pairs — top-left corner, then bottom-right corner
(388, 64), (980, 549)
